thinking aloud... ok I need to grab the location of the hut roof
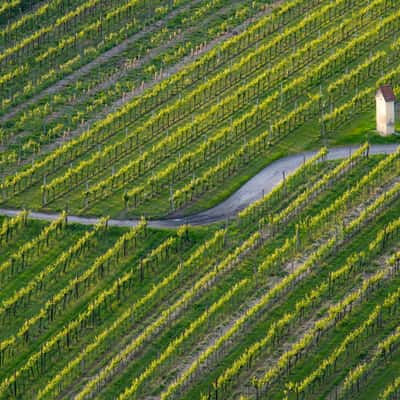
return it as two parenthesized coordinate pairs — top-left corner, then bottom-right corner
(377, 85), (396, 102)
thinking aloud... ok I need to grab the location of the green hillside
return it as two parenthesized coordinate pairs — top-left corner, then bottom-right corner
(0, 0), (399, 399)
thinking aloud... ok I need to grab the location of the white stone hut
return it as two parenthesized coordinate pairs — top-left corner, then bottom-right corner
(376, 85), (396, 136)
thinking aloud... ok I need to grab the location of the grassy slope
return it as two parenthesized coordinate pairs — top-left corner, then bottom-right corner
(80, 158), (393, 399)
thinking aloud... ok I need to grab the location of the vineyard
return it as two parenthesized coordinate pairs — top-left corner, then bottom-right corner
(0, 143), (399, 399)
(0, 0), (400, 399)
(0, 0), (397, 218)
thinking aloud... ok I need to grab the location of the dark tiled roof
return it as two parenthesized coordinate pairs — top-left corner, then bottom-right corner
(377, 85), (396, 102)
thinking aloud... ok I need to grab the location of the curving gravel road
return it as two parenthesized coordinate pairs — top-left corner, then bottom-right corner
(0, 144), (397, 229)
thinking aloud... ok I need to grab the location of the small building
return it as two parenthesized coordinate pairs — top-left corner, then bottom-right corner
(376, 85), (396, 136)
